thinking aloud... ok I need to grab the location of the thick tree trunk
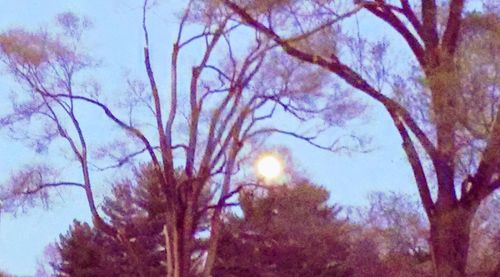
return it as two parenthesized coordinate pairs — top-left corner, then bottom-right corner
(429, 206), (475, 277)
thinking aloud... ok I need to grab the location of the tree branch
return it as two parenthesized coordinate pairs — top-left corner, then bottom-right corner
(199, 184), (243, 216)
(204, 202), (239, 210)
(283, 4), (364, 43)
(442, 0), (465, 55)
(223, 0), (453, 216)
(364, 1), (426, 67)
(467, 110), (500, 202)
(92, 146), (159, 171)
(143, 0), (175, 186)
(223, 0), (439, 164)
(22, 182), (85, 195)
(421, 0), (439, 49)
(392, 113), (435, 215)
(49, 93), (162, 172)
(185, 19), (228, 178)
(400, 0), (424, 39)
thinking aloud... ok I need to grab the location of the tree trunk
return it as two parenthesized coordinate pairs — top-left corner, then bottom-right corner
(429, 206), (475, 277)
(179, 200), (194, 277)
(164, 202), (195, 277)
(203, 207), (223, 277)
(164, 220), (179, 277)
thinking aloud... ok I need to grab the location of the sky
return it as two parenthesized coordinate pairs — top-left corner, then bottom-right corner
(0, 1), (420, 275)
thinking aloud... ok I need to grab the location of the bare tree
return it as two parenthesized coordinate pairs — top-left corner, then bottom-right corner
(0, 2), (356, 276)
(359, 191), (431, 276)
(222, 1), (500, 276)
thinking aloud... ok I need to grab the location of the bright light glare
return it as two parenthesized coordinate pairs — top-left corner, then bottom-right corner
(256, 155), (283, 180)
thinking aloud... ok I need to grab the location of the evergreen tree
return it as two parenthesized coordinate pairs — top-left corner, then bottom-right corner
(212, 182), (385, 277)
(56, 221), (125, 277)
(55, 166), (168, 276)
(54, 166), (210, 276)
